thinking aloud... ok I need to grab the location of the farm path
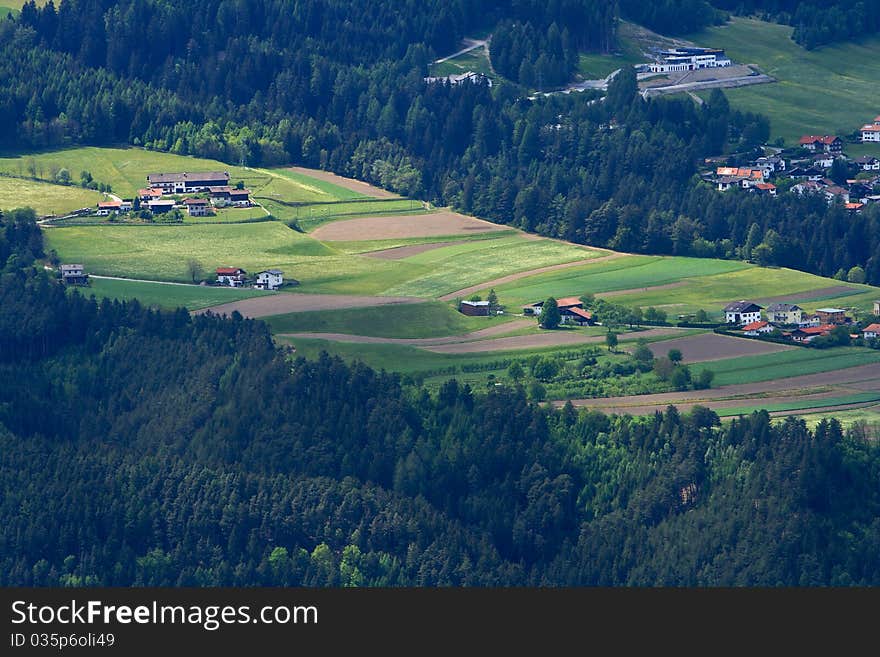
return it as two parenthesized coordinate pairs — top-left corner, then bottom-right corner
(432, 38), (488, 65)
(278, 319), (535, 346)
(437, 251), (628, 302)
(91, 274), (205, 287)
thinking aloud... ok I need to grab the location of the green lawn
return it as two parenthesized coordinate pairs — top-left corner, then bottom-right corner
(429, 45), (494, 79)
(264, 301), (516, 339)
(45, 222), (339, 283)
(693, 347), (880, 387)
(690, 17), (880, 145)
(0, 147), (359, 203)
(0, 176), (106, 216)
(183, 206), (268, 223)
(577, 28), (646, 80)
(489, 256), (749, 308)
(382, 237), (600, 298)
(85, 277), (271, 310)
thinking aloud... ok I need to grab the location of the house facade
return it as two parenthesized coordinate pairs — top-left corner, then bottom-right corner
(861, 118), (880, 143)
(724, 301), (763, 325)
(765, 303), (803, 325)
(147, 199), (175, 214)
(254, 270), (284, 291)
(863, 323), (880, 340)
(799, 135), (843, 153)
(815, 308), (848, 324)
(60, 264), (89, 286)
(648, 47), (731, 73)
(97, 201), (122, 216)
(147, 171), (230, 194)
(216, 267), (247, 287)
(184, 198), (210, 216)
(742, 320), (773, 336)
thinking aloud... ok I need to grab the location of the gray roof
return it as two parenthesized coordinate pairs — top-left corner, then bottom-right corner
(60, 264), (83, 272)
(766, 303), (802, 312)
(147, 171), (229, 184)
(260, 269), (284, 275)
(724, 300), (762, 312)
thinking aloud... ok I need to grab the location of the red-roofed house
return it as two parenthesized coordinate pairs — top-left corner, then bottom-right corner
(138, 188), (164, 201)
(862, 323), (880, 340)
(846, 202), (864, 212)
(790, 324), (837, 342)
(799, 135), (843, 152)
(753, 182), (777, 196)
(216, 267), (246, 287)
(97, 201), (122, 216)
(861, 124), (880, 143)
(742, 320), (773, 336)
(526, 297), (594, 325)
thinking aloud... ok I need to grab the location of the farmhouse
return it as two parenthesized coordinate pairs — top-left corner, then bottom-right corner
(147, 199), (175, 214)
(138, 188), (163, 201)
(254, 269), (284, 291)
(648, 47), (731, 73)
(742, 320), (773, 336)
(526, 297), (594, 326)
(860, 120), (880, 143)
(183, 198), (210, 217)
(60, 264), (88, 286)
(765, 303), (803, 325)
(96, 201), (122, 216)
(147, 171), (230, 194)
(216, 267), (246, 287)
(790, 324), (836, 343)
(755, 156), (785, 176)
(863, 323), (880, 340)
(459, 300), (491, 316)
(724, 300), (762, 325)
(815, 308), (849, 324)
(799, 135), (843, 153)
(855, 156), (880, 171)
(752, 182), (777, 196)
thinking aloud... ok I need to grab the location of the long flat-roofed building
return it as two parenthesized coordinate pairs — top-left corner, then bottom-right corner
(649, 47), (732, 73)
(147, 171), (230, 194)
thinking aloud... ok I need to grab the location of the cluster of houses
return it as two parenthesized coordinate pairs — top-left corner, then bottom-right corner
(424, 71), (493, 87)
(94, 171), (253, 218)
(724, 299), (880, 343)
(703, 130), (880, 211)
(216, 267), (285, 291)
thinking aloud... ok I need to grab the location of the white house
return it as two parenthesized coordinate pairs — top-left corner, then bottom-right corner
(217, 267), (247, 287)
(855, 156), (880, 171)
(649, 47), (731, 73)
(863, 323), (880, 340)
(742, 320), (773, 336)
(184, 198), (210, 217)
(254, 269), (283, 290)
(724, 300), (763, 325)
(861, 120), (880, 143)
(765, 303), (803, 325)
(96, 201), (122, 216)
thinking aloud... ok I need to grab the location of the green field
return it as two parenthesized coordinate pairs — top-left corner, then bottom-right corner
(0, 176), (105, 215)
(693, 347), (880, 387)
(690, 17), (880, 144)
(86, 277), (271, 310)
(717, 392), (880, 418)
(291, 199), (427, 231)
(487, 256), (749, 308)
(795, 404), (880, 429)
(328, 230), (518, 255)
(265, 302), (516, 339)
(45, 222), (338, 282)
(382, 237), (599, 297)
(429, 45), (494, 79)
(0, 147), (359, 203)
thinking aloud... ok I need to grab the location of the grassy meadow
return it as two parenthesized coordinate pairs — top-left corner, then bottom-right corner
(264, 301), (517, 339)
(0, 176), (106, 215)
(0, 147), (359, 203)
(86, 277), (271, 310)
(690, 18), (880, 144)
(429, 45), (494, 79)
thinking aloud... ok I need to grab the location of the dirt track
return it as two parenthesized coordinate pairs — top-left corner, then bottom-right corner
(598, 281), (687, 298)
(311, 211), (503, 241)
(423, 327), (684, 354)
(438, 252), (627, 302)
(287, 167), (399, 199)
(755, 285), (860, 305)
(195, 293), (423, 318)
(365, 241), (459, 260)
(645, 332), (792, 363)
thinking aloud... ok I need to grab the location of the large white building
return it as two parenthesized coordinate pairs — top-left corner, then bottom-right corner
(861, 116), (880, 143)
(648, 48), (732, 74)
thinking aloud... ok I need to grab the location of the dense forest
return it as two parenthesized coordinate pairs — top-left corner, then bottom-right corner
(2, 211), (880, 587)
(709, 1), (880, 48)
(3, 1), (880, 284)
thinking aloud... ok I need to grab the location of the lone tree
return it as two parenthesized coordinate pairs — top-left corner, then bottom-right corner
(539, 297), (561, 329)
(186, 259), (205, 284)
(605, 331), (618, 352)
(507, 361), (524, 384)
(487, 288), (499, 312)
(668, 348), (683, 364)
